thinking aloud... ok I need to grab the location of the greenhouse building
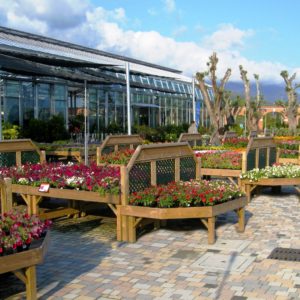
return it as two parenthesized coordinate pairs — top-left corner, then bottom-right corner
(0, 26), (211, 136)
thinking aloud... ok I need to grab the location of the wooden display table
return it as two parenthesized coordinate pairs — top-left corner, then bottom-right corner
(0, 232), (50, 300)
(119, 197), (246, 244)
(242, 178), (300, 202)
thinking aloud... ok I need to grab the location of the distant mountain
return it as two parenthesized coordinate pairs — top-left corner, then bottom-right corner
(225, 82), (289, 103)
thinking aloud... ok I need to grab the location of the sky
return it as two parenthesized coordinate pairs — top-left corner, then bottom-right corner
(0, 0), (300, 83)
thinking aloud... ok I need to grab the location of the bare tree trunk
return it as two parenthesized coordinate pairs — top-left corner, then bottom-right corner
(280, 71), (300, 133)
(196, 52), (231, 131)
(239, 65), (252, 132)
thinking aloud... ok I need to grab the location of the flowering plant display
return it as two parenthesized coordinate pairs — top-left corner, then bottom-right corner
(195, 151), (242, 169)
(240, 163), (300, 182)
(129, 180), (243, 208)
(222, 137), (248, 149)
(275, 138), (300, 159)
(98, 149), (135, 165)
(0, 162), (120, 195)
(0, 209), (52, 255)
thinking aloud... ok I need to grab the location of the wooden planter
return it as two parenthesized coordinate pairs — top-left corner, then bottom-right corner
(118, 197), (246, 244)
(1, 179), (120, 221)
(242, 178), (300, 202)
(201, 168), (243, 186)
(0, 231), (50, 300)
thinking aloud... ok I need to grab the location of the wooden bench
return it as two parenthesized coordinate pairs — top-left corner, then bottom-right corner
(117, 142), (246, 244)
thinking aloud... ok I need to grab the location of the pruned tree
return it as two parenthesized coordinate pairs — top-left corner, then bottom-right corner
(280, 70), (300, 133)
(223, 91), (245, 122)
(195, 52), (231, 131)
(239, 66), (263, 132)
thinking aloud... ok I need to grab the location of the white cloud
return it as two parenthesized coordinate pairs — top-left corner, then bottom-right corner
(0, 0), (297, 83)
(162, 0), (176, 13)
(203, 24), (254, 51)
(172, 25), (187, 37)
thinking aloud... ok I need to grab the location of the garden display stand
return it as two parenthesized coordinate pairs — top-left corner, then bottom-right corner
(200, 137), (278, 187)
(242, 178), (300, 203)
(0, 177), (120, 221)
(0, 231), (50, 300)
(45, 145), (97, 163)
(0, 139), (45, 213)
(96, 134), (143, 164)
(276, 144), (300, 165)
(178, 133), (204, 147)
(0, 139), (45, 167)
(117, 142), (246, 244)
(222, 131), (238, 141)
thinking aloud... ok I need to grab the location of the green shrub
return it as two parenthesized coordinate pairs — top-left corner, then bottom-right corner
(21, 115), (70, 143)
(2, 122), (20, 139)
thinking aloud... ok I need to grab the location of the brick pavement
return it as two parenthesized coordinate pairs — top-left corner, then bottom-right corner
(1, 188), (300, 299)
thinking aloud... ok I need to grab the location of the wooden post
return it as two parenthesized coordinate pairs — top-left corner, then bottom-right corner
(266, 147), (270, 166)
(236, 207), (245, 232)
(128, 216), (136, 242)
(40, 150), (46, 163)
(120, 166), (129, 241)
(3, 178), (12, 212)
(196, 157), (201, 180)
(96, 147), (101, 165)
(207, 217), (215, 244)
(241, 151), (247, 172)
(150, 161), (157, 186)
(25, 266), (37, 300)
(16, 151), (22, 166)
(255, 149), (259, 168)
(175, 158), (180, 182)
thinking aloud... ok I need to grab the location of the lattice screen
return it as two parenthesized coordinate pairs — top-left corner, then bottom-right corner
(21, 151), (40, 164)
(0, 153), (16, 167)
(180, 157), (196, 181)
(156, 159), (175, 185)
(246, 150), (256, 171)
(129, 162), (151, 193)
(258, 148), (267, 169)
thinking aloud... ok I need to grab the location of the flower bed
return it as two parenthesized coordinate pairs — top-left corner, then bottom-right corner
(275, 138), (300, 159)
(129, 180), (243, 208)
(0, 209), (51, 256)
(98, 149), (135, 165)
(240, 164), (300, 182)
(195, 151), (242, 170)
(222, 137), (248, 149)
(0, 162), (120, 195)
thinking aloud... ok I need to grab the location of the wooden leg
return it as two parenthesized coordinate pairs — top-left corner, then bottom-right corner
(25, 266), (37, 300)
(121, 215), (128, 242)
(207, 217), (215, 244)
(116, 206), (122, 241)
(245, 184), (251, 203)
(236, 207), (245, 232)
(154, 220), (160, 230)
(128, 216), (136, 243)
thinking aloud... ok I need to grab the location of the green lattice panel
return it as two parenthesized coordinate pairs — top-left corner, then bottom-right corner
(180, 157), (196, 181)
(102, 146), (114, 155)
(157, 159), (175, 185)
(259, 148), (267, 169)
(0, 152), (16, 167)
(22, 151), (40, 164)
(246, 149), (256, 171)
(269, 147), (277, 165)
(129, 162), (151, 193)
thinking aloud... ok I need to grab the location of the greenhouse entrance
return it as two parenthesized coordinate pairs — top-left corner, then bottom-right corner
(132, 104), (159, 128)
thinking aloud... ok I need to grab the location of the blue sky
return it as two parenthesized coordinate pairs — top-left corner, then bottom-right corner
(0, 0), (299, 82)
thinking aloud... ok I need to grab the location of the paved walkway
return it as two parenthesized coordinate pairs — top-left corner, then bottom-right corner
(1, 188), (300, 300)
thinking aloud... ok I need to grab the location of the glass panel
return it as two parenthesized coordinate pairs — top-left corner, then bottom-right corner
(38, 83), (50, 120)
(5, 81), (19, 125)
(22, 82), (34, 126)
(54, 85), (66, 120)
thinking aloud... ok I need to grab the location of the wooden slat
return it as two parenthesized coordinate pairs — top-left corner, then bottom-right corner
(119, 197), (246, 219)
(12, 184), (120, 204)
(178, 133), (202, 142)
(201, 168), (241, 177)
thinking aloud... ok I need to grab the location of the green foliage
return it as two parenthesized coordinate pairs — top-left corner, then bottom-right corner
(2, 122), (20, 139)
(133, 124), (189, 142)
(21, 115), (70, 143)
(68, 114), (84, 134)
(229, 124), (244, 136)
